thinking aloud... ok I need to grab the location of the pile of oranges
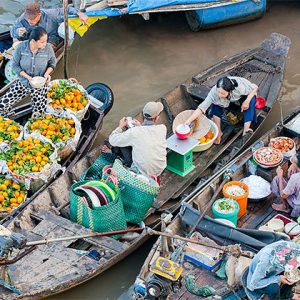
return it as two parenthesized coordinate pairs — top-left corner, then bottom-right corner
(199, 130), (214, 144)
(0, 137), (54, 176)
(0, 177), (26, 211)
(0, 117), (21, 143)
(47, 81), (88, 112)
(27, 114), (76, 144)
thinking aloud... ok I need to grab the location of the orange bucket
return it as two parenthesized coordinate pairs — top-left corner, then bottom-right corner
(222, 181), (249, 218)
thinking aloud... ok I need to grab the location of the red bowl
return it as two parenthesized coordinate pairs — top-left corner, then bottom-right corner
(175, 131), (190, 140)
(175, 124), (191, 140)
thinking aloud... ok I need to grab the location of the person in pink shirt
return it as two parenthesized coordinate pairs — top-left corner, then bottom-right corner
(271, 153), (300, 217)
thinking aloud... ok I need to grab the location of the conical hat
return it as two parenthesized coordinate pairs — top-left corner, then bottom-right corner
(172, 110), (211, 139)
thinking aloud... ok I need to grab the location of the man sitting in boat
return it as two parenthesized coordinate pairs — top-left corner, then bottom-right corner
(0, 27), (56, 117)
(184, 76), (258, 144)
(10, 2), (88, 48)
(243, 240), (300, 300)
(271, 153), (300, 217)
(108, 102), (167, 182)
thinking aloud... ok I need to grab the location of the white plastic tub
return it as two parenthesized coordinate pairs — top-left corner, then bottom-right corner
(193, 120), (219, 152)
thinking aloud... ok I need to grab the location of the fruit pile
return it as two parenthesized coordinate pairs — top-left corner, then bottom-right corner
(0, 117), (21, 143)
(0, 137), (54, 176)
(47, 80), (89, 112)
(27, 114), (76, 144)
(198, 130), (214, 144)
(0, 177), (26, 211)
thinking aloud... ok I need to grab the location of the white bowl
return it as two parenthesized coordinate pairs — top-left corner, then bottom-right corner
(267, 219), (284, 232)
(285, 222), (300, 235)
(30, 76), (46, 89)
(215, 218), (236, 228)
(258, 225), (274, 232)
(193, 120), (219, 152)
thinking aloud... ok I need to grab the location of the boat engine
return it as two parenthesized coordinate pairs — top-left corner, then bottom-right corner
(0, 225), (27, 258)
(145, 257), (183, 299)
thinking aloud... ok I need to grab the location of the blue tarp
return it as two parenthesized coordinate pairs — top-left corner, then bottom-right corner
(127, 0), (221, 12)
(69, 0), (226, 18)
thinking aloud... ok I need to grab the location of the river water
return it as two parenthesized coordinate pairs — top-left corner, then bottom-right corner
(1, 1), (300, 299)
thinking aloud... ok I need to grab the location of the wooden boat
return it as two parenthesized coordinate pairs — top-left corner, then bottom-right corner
(132, 107), (300, 300)
(0, 82), (114, 223)
(0, 33), (290, 299)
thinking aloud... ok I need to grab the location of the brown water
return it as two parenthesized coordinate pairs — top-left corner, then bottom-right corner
(1, 1), (300, 299)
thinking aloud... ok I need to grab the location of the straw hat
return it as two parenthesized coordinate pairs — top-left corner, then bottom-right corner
(172, 110), (211, 139)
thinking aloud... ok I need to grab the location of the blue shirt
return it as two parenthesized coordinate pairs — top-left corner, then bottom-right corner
(245, 241), (300, 300)
(10, 7), (78, 45)
(12, 40), (56, 87)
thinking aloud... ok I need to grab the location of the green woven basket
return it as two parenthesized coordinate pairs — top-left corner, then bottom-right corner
(113, 159), (159, 224)
(80, 152), (116, 181)
(70, 180), (127, 233)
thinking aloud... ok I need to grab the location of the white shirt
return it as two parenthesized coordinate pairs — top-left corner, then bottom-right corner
(198, 76), (258, 113)
(109, 123), (167, 177)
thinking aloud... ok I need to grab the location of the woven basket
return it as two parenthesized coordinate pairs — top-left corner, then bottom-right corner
(70, 180), (127, 234)
(113, 159), (159, 224)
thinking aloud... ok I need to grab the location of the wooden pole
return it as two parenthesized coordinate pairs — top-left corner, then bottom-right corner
(63, 0), (69, 79)
(26, 228), (144, 246)
(147, 228), (253, 258)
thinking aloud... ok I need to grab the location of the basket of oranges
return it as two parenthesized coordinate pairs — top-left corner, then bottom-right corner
(47, 79), (90, 121)
(0, 176), (27, 217)
(24, 113), (82, 161)
(0, 135), (61, 192)
(0, 117), (23, 145)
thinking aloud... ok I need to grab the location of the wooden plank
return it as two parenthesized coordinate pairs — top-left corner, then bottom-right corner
(32, 219), (58, 237)
(31, 211), (128, 253)
(86, 1), (108, 11)
(193, 48), (258, 84)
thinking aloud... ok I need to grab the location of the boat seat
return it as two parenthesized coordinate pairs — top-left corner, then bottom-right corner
(186, 84), (210, 102)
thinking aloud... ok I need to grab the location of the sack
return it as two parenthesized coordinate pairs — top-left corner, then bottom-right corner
(70, 180), (127, 234)
(113, 159), (159, 224)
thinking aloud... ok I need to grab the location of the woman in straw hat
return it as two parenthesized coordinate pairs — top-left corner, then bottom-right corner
(185, 76), (258, 144)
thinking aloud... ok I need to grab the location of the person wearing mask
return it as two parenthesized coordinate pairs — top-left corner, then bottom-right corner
(0, 27), (56, 117)
(108, 102), (167, 180)
(243, 240), (300, 300)
(10, 2), (88, 48)
(271, 153), (300, 217)
(184, 76), (258, 144)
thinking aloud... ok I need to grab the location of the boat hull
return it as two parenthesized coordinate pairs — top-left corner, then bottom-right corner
(186, 0), (266, 31)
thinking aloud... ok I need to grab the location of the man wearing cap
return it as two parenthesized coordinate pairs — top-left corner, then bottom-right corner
(10, 2), (88, 48)
(271, 153), (300, 217)
(109, 102), (167, 179)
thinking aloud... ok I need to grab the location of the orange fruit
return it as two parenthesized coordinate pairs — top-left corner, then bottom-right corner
(32, 166), (39, 172)
(199, 137), (206, 144)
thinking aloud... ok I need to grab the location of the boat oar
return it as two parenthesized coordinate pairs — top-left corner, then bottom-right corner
(26, 227), (144, 247)
(147, 228), (253, 258)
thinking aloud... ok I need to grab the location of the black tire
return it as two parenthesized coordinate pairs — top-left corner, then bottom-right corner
(85, 83), (114, 116)
(185, 11), (202, 32)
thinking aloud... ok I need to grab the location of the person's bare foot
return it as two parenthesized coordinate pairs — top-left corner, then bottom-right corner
(292, 293), (300, 300)
(272, 203), (291, 213)
(101, 145), (112, 153)
(214, 132), (223, 145)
